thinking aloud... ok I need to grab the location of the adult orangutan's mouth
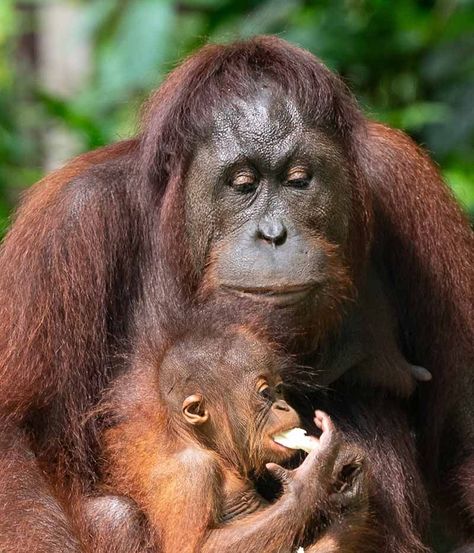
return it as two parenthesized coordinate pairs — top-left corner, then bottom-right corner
(222, 284), (315, 304)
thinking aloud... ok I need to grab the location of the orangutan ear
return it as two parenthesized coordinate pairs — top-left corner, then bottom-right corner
(182, 394), (209, 425)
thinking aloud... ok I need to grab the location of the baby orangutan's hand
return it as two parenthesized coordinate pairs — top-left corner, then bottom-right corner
(266, 411), (342, 510)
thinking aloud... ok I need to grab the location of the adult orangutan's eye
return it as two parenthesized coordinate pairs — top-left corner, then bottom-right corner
(231, 172), (257, 193)
(286, 167), (310, 188)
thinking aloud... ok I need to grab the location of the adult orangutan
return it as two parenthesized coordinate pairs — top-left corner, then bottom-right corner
(0, 36), (472, 552)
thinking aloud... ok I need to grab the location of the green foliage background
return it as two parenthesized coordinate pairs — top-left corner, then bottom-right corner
(0, 0), (473, 236)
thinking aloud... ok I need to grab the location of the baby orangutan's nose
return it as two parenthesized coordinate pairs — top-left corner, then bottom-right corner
(274, 399), (291, 412)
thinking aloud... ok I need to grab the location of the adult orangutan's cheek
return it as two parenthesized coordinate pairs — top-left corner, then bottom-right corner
(184, 174), (216, 274)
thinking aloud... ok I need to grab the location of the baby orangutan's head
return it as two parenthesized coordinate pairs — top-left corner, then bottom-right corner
(158, 325), (301, 474)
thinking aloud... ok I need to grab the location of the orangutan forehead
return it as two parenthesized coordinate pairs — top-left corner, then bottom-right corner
(213, 87), (303, 131)
(197, 90), (342, 170)
(209, 88), (304, 153)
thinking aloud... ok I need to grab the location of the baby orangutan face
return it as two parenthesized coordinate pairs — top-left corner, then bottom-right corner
(249, 375), (301, 466)
(158, 326), (301, 473)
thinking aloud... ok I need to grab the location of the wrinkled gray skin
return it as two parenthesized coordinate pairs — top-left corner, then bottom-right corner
(185, 87), (351, 309)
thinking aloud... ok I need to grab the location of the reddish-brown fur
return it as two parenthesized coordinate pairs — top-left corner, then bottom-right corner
(0, 36), (472, 551)
(357, 123), (474, 538)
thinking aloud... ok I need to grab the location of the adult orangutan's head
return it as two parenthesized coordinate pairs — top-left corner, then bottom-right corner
(146, 40), (370, 347)
(186, 87), (356, 337)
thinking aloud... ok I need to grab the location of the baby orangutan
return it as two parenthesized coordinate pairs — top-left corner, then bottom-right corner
(85, 322), (376, 553)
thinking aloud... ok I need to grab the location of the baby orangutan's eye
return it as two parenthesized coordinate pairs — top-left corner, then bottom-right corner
(257, 379), (273, 401)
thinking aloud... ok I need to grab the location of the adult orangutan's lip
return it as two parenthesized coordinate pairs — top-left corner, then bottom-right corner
(221, 284), (315, 303)
(227, 284), (313, 294)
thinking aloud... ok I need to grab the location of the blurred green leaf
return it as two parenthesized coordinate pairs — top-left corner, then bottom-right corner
(94, 0), (176, 95)
(444, 165), (474, 210)
(36, 90), (108, 149)
(377, 102), (451, 130)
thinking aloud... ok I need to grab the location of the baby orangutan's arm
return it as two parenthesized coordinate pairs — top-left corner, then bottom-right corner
(203, 412), (371, 553)
(201, 412), (343, 553)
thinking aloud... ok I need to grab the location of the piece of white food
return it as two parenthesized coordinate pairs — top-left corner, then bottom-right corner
(272, 427), (316, 453)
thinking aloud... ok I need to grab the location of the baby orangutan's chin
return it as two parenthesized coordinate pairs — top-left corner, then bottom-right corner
(247, 438), (298, 476)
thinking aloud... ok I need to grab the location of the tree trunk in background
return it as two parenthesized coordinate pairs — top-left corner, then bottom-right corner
(37, 1), (90, 171)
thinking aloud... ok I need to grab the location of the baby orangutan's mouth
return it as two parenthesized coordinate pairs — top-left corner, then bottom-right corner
(272, 427), (317, 454)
